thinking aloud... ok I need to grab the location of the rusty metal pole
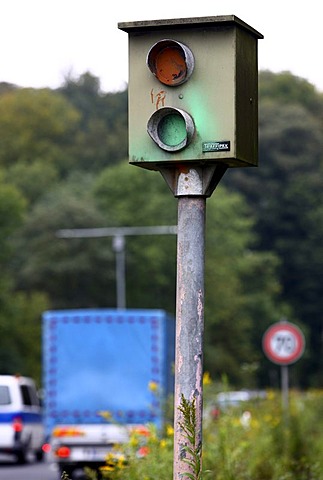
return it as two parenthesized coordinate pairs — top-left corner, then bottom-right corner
(160, 165), (226, 480)
(173, 194), (206, 480)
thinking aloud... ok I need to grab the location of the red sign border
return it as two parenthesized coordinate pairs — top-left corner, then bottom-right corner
(262, 321), (305, 365)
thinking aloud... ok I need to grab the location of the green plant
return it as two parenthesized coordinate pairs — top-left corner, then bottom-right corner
(58, 389), (323, 480)
(177, 394), (202, 480)
(60, 473), (71, 480)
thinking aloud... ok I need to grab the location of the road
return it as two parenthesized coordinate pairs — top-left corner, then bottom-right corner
(0, 454), (59, 480)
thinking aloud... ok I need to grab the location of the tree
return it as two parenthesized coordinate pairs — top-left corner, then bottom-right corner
(0, 87), (81, 187)
(59, 72), (128, 171)
(224, 72), (323, 386)
(0, 170), (26, 265)
(94, 163), (177, 312)
(204, 185), (284, 386)
(12, 173), (116, 309)
(0, 290), (49, 385)
(259, 70), (323, 119)
(0, 171), (49, 383)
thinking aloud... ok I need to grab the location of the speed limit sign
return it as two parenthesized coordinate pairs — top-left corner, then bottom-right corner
(262, 321), (305, 365)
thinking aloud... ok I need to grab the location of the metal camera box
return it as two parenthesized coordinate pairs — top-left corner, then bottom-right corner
(119, 15), (263, 169)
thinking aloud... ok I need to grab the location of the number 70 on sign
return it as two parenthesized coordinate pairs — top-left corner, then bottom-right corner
(262, 321), (305, 365)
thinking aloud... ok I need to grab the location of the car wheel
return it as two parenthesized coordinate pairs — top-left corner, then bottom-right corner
(16, 448), (28, 464)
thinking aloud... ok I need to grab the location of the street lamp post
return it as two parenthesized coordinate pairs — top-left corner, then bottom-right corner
(56, 225), (177, 309)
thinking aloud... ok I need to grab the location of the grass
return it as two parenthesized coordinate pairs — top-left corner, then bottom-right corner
(61, 388), (323, 480)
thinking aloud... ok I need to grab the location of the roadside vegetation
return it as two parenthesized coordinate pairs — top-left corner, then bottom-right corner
(72, 385), (323, 480)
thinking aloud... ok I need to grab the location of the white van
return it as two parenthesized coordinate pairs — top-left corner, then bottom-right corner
(0, 375), (45, 463)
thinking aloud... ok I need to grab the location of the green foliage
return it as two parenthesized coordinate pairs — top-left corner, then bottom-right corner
(0, 290), (49, 384)
(59, 72), (128, 171)
(225, 72), (323, 386)
(12, 173), (115, 309)
(0, 172), (48, 380)
(0, 170), (26, 264)
(94, 162), (176, 226)
(61, 472), (71, 480)
(94, 163), (178, 312)
(96, 424), (174, 480)
(178, 395), (202, 480)
(205, 188), (283, 386)
(5, 159), (59, 206)
(80, 389), (323, 480)
(259, 70), (323, 118)
(0, 87), (80, 179)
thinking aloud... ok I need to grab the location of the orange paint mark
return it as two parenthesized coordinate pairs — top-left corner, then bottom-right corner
(150, 88), (166, 110)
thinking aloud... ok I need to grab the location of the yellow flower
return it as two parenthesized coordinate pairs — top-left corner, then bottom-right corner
(166, 425), (174, 436)
(266, 389), (276, 401)
(117, 455), (127, 468)
(203, 371), (212, 385)
(98, 410), (112, 421)
(100, 465), (115, 472)
(160, 439), (167, 448)
(149, 381), (159, 392)
(129, 435), (139, 447)
(105, 452), (116, 463)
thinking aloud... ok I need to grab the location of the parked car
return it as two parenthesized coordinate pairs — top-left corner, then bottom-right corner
(216, 390), (253, 407)
(207, 390), (267, 420)
(0, 374), (45, 463)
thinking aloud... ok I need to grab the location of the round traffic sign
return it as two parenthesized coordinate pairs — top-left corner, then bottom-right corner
(262, 321), (305, 365)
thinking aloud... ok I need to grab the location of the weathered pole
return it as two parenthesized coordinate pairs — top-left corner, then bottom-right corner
(173, 195), (205, 479)
(160, 165), (226, 480)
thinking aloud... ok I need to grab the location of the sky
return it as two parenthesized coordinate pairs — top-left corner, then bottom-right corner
(1, 0), (322, 94)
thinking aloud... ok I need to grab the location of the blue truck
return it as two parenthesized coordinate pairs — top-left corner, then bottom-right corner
(42, 308), (175, 479)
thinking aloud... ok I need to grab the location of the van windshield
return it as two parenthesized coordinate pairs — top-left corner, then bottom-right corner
(0, 386), (11, 405)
